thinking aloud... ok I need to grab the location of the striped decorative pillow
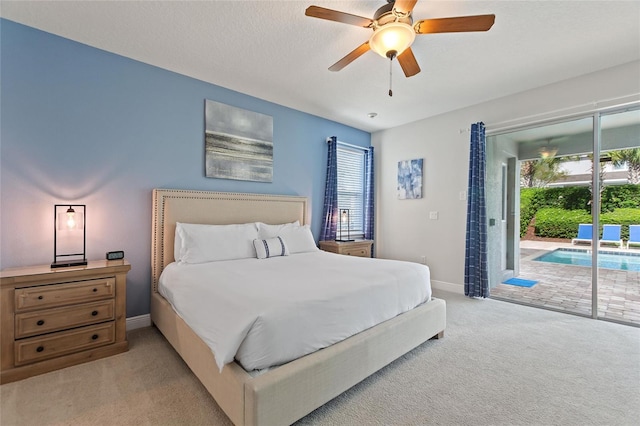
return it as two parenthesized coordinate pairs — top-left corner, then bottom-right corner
(253, 236), (289, 259)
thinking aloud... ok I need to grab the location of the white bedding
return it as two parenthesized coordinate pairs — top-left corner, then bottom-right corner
(158, 251), (432, 372)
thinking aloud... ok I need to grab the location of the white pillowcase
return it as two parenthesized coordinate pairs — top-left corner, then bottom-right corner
(256, 221), (317, 254)
(175, 222), (258, 264)
(253, 237), (289, 259)
(282, 225), (319, 254)
(256, 221), (300, 239)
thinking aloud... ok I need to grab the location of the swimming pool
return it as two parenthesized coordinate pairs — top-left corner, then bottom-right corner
(534, 248), (640, 272)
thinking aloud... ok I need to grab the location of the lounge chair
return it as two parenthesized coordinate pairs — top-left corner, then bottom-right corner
(599, 224), (622, 247)
(627, 225), (640, 249)
(572, 224), (593, 245)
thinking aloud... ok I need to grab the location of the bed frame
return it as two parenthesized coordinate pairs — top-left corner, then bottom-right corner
(151, 189), (446, 426)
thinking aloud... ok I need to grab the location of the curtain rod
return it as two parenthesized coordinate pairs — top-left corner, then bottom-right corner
(326, 137), (370, 151)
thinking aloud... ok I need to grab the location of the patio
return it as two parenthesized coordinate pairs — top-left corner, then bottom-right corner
(490, 240), (640, 326)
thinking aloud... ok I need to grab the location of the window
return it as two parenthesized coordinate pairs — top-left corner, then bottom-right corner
(337, 144), (366, 239)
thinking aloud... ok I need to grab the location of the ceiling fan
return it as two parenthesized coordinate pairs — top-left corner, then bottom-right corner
(305, 0), (495, 81)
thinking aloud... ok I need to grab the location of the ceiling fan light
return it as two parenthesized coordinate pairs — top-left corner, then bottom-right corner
(539, 146), (558, 159)
(369, 22), (416, 58)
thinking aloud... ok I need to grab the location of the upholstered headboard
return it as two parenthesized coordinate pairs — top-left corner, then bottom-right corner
(151, 189), (309, 292)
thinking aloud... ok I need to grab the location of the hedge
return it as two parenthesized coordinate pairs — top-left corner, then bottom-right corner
(519, 188), (542, 236)
(602, 185), (640, 211)
(520, 185), (640, 237)
(533, 207), (640, 240)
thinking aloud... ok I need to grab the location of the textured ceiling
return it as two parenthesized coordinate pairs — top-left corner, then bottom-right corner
(2, 0), (639, 133)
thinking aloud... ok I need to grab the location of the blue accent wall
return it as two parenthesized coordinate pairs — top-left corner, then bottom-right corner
(0, 19), (371, 317)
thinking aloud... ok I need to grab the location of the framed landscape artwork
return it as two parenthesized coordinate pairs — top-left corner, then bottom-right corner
(397, 158), (423, 199)
(205, 99), (273, 182)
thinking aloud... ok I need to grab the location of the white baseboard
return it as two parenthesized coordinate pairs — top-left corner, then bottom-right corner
(126, 314), (151, 331)
(431, 280), (464, 294)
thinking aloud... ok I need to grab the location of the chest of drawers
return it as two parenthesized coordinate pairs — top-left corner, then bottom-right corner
(0, 260), (130, 383)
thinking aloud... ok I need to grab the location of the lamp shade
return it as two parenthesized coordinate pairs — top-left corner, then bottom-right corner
(57, 208), (84, 231)
(369, 22), (416, 58)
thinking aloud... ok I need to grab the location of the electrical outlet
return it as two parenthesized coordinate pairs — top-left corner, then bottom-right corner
(429, 211), (438, 220)
(459, 191), (467, 201)
(420, 256), (427, 264)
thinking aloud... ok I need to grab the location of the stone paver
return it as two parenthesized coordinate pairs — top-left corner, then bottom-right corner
(491, 240), (640, 326)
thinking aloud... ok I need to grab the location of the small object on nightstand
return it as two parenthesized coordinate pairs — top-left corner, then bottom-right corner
(319, 240), (373, 258)
(106, 250), (124, 260)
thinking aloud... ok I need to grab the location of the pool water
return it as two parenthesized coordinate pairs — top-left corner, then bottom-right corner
(534, 248), (640, 272)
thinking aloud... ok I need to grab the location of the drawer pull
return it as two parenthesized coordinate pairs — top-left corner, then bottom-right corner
(38, 295), (44, 300)
(92, 334), (99, 340)
(36, 346), (44, 353)
(91, 310), (99, 316)
(92, 288), (98, 292)
(37, 320), (45, 326)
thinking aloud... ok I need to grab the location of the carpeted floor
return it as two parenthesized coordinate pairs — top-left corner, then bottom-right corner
(2, 290), (639, 425)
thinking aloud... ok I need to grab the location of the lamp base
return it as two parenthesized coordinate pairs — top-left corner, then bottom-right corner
(51, 259), (88, 269)
(335, 239), (355, 242)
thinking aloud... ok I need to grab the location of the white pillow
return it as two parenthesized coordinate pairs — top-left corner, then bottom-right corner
(174, 227), (183, 262)
(253, 237), (289, 259)
(256, 221), (300, 239)
(279, 224), (319, 254)
(175, 222), (258, 264)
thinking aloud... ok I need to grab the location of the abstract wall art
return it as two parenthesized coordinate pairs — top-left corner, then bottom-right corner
(205, 99), (273, 182)
(397, 158), (423, 199)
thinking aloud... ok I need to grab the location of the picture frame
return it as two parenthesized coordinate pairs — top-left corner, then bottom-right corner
(204, 99), (273, 182)
(397, 159), (423, 199)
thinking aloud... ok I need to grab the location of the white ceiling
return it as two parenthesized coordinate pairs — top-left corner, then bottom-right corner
(2, 0), (639, 133)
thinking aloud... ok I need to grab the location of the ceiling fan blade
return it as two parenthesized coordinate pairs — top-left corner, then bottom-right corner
(305, 5), (373, 28)
(397, 47), (421, 77)
(329, 42), (371, 72)
(393, 0), (419, 15)
(415, 14), (495, 34)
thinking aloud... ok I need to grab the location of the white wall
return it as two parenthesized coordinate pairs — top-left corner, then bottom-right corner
(371, 60), (640, 293)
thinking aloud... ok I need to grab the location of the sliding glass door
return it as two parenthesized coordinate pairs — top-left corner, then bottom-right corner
(597, 107), (640, 324)
(487, 105), (640, 326)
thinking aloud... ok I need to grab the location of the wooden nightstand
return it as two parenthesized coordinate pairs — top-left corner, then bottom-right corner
(319, 240), (374, 258)
(0, 259), (130, 384)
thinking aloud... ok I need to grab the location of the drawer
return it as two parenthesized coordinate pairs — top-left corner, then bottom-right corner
(15, 277), (115, 311)
(15, 300), (115, 339)
(15, 322), (115, 366)
(343, 247), (370, 257)
(322, 246), (339, 254)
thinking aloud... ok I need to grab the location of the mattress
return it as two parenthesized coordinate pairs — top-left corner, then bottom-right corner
(158, 251), (432, 372)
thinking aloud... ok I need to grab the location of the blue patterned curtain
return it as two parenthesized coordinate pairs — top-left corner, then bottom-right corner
(464, 122), (489, 298)
(320, 136), (338, 241)
(363, 147), (375, 243)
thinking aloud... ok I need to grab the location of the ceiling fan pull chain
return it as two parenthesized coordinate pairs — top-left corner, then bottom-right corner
(389, 57), (393, 97)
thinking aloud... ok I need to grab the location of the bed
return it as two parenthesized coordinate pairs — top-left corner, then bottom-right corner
(151, 189), (446, 426)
